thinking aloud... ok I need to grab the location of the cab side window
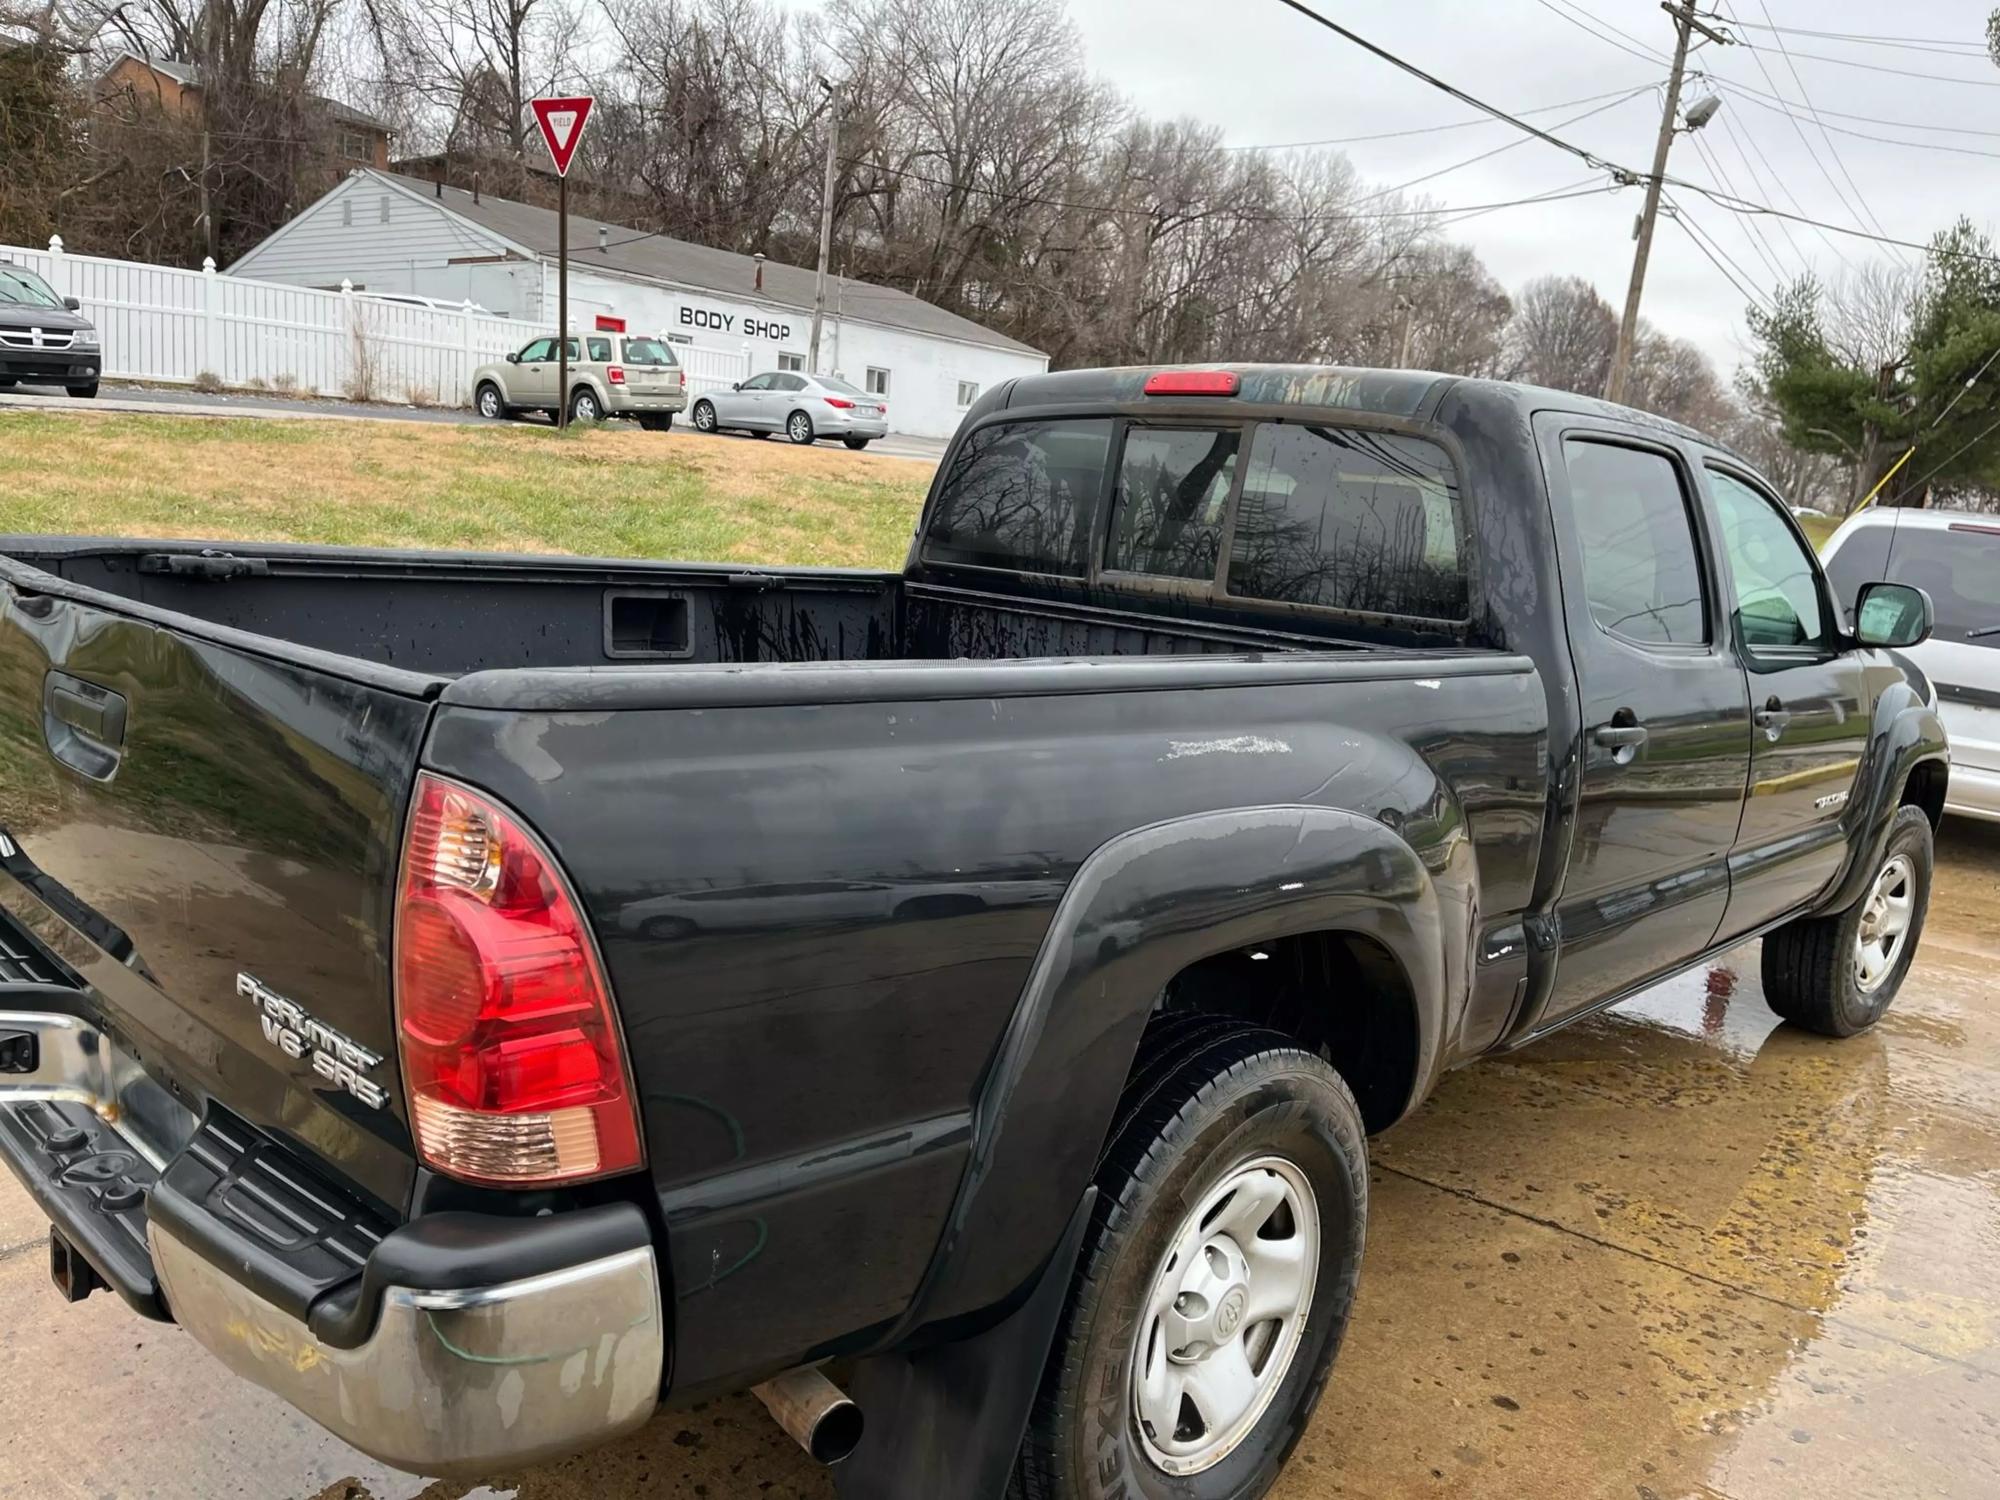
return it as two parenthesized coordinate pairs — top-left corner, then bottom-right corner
(1562, 439), (1708, 646)
(1708, 469), (1828, 650)
(586, 337), (613, 362)
(518, 338), (554, 362)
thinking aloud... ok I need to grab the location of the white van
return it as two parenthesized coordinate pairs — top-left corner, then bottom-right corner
(1824, 508), (2000, 821)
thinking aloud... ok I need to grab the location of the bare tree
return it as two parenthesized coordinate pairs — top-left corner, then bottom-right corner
(1502, 274), (1618, 393)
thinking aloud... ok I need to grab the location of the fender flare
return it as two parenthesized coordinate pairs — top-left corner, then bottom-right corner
(1820, 687), (1947, 915)
(884, 802), (1451, 1339)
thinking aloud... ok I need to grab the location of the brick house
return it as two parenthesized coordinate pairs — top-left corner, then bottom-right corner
(97, 52), (393, 169)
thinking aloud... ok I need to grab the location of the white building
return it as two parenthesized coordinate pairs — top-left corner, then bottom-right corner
(229, 169), (1048, 438)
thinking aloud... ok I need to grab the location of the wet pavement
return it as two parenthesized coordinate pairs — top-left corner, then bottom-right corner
(3, 820), (1997, 1499)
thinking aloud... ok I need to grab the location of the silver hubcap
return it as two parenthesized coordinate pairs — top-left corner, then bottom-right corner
(479, 389), (499, 416)
(575, 396), (597, 421)
(1855, 853), (1916, 993)
(1132, 1156), (1318, 1475)
(696, 405), (713, 429)
(791, 416), (809, 440)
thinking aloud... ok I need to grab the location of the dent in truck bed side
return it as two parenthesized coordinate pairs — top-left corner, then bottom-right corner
(0, 575), (433, 1213)
(419, 650), (1545, 1395)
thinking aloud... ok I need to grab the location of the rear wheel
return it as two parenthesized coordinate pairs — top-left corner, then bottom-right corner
(786, 410), (815, 444)
(692, 399), (717, 433)
(1763, 803), (1932, 1037)
(568, 386), (602, 425)
(844, 436), (871, 451)
(1015, 1021), (1366, 1500)
(638, 413), (673, 432)
(68, 382), (98, 399)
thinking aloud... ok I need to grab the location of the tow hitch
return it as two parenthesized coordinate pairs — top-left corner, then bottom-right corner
(49, 1224), (106, 1303)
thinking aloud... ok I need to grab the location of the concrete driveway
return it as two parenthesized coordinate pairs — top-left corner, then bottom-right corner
(0, 383), (948, 462)
(4, 820), (1998, 1500)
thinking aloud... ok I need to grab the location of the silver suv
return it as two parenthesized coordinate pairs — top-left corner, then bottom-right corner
(473, 333), (688, 429)
(691, 371), (889, 449)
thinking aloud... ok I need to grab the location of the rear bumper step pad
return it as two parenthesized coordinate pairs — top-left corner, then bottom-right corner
(0, 1096), (165, 1317)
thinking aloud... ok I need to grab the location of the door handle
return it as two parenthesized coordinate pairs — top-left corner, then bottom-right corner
(1754, 696), (1792, 739)
(42, 671), (127, 781)
(1592, 712), (1649, 764)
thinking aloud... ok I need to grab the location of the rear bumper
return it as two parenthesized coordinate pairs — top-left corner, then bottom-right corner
(817, 410), (888, 437)
(0, 1005), (664, 1476)
(608, 389), (689, 414)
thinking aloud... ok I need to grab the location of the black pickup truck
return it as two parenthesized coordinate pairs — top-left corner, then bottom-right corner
(0, 366), (1948, 1500)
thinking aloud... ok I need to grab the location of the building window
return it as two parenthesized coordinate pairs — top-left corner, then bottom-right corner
(777, 352), (804, 372)
(956, 380), (979, 406)
(341, 200), (352, 227)
(340, 128), (370, 162)
(378, 195), (390, 224)
(866, 366), (890, 396)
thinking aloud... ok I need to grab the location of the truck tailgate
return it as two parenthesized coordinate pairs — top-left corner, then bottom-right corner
(0, 562), (437, 1212)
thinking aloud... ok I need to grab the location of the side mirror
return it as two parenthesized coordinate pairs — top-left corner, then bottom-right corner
(1855, 581), (1933, 648)
(506, 352), (519, 363)
(730, 381), (742, 391)
(62, 296), (80, 312)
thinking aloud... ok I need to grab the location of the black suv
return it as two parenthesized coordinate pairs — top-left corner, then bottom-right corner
(0, 261), (101, 399)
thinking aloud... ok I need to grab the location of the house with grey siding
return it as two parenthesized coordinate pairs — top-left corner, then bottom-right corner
(229, 169), (1047, 438)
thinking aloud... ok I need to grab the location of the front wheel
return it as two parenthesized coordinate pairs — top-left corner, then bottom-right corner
(475, 381), (507, 421)
(1763, 802), (1933, 1037)
(786, 410), (815, 444)
(843, 436), (871, 451)
(69, 381), (99, 399)
(1016, 1022), (1366, 1500)
(692, 400), (717, 432)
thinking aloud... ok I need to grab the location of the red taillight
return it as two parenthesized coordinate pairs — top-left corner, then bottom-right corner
(608, 366), (626, 384)
(395, 773), (642, 1186)
(676, 369), (685, 387)
(824, 396), (853, 408)
(1143, 369), (1239, 397)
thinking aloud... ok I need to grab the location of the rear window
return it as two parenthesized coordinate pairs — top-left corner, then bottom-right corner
(1829, 521), (2000, 649)
(1226, 424), (1468, 620)
(924, 419), (1114, 576)
(622, 337), (677, 366)
(1106, 427), (1241, 580)
(820, 375), (865, 396)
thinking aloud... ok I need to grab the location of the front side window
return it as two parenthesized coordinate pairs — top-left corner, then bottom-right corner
(1709, 469), (1827, 649)
(740, 374), (773, 391)
(1229, 423), (1469, 621)
(1563, 440), (1707, 646)
(924, 419), (1114, 576)
(1106, 427), (1240, 581)
(517, 338), (555, 362)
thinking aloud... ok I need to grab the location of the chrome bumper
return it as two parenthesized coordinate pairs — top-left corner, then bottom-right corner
(0, 1007), (664, 1476)
(1945, 763), (2000, 823)
(152, 1222), (664, 1476)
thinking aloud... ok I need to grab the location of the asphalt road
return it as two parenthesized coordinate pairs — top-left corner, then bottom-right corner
(0, 382), (948, 462)
(4, 823), (1998, 1500)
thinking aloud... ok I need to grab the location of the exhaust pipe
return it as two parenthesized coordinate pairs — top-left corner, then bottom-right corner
(751, 1366), (864, 1464)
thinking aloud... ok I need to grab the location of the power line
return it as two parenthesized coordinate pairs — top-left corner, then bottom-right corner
(1525, 0), (1670, 67)
(1216, 84), (1653, 151)
(1700, 75), (2000, 138)
(1717, 85), (2000, 161)
(1684, 126), (1788, 285)
(1735, 40), (2000, 87)
(1664, 195), (1773, 309)
(1710, 109), (1811, 275)
(1349, 88), (1650, 206)
(1738, 0), (1905, 261)
(1716, 18), (1990, 55)
(1273, 0), (2000, 266)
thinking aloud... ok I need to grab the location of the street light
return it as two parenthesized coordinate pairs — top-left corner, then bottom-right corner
(1682, 93), (1722, 131)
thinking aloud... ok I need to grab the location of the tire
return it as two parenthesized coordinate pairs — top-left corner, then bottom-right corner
(638, 414), (673, 432)
(786, 410), (815, 445)
(844, 436), (871, 451)
(692, 400), (717, 433)
(1015, 1021), (1366, 1500)
(1762, 803), (1932, 1037)
(475, 381), (507, 421)
(69, 382), (98, 399)
(568, 387), (602, 425)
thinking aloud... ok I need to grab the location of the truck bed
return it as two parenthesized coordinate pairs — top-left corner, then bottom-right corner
(1, 537), (1391, 678)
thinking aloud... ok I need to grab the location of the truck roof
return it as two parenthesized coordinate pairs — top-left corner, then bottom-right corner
(989, 363), (1716, 447)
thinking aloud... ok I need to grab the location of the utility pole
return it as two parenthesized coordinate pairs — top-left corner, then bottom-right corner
(1394, 293), (1416, 368)
(809, 78), (842, 376)
(1604, 0), (1730, 405)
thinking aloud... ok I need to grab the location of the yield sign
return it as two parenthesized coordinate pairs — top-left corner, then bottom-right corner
(531, 96), (595, 177)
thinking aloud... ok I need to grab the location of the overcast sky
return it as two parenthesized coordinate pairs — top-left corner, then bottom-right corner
(1055, 0), (1997, 378)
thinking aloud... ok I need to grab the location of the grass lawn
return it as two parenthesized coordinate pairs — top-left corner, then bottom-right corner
(0, 412), (934, 567)
(1795, 511), (1841, 552)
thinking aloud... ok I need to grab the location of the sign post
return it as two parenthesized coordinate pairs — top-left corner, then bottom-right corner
(530, 95), (595, 432)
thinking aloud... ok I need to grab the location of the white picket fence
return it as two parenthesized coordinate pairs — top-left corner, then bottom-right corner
(4, 238), (750, 408)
